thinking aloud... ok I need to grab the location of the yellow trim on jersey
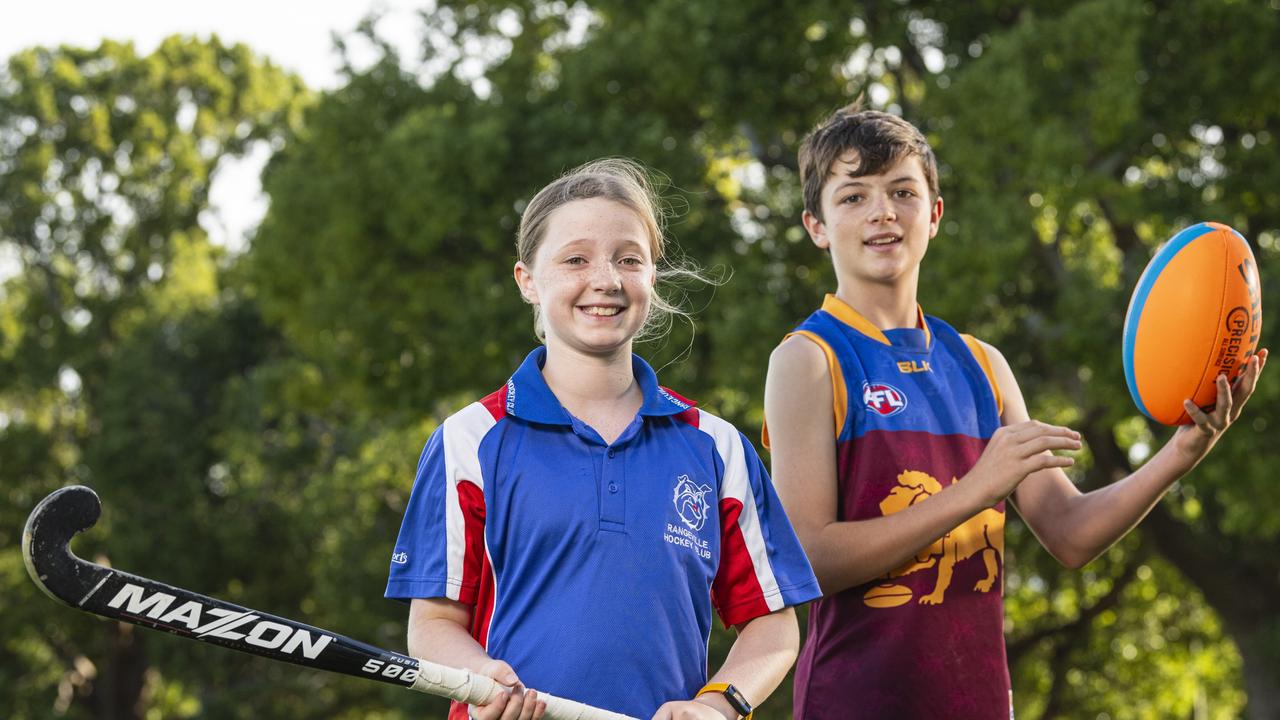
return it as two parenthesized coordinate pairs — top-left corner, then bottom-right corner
(821, 294), (932, 347)
(821, 294), (891, 344)
(915, 305), (932, 347)
(961, 334), (1004, 417)
(761, 330), (848, 450)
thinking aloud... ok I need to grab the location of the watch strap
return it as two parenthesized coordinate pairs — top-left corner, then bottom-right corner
(696, 682), (753, 719)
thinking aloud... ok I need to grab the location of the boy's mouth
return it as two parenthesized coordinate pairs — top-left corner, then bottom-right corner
(864, 232), (902, 246)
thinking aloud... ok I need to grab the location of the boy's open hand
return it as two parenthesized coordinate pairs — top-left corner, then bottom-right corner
(965, 420), (1082, 506)
(1173, 349), (1268, 463)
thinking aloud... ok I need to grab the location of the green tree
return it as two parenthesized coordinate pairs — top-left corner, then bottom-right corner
(1, 36), (307, 718)
(7, 1), (1279, 718)
(926, 2), (1280, 716)
(252, 1), (1278, 718)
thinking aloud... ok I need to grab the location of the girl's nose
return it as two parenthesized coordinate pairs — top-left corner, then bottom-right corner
(591, 261), (623, 291)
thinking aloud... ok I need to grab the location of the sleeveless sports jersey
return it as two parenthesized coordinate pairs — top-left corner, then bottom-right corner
(782, 295), (1010, 720)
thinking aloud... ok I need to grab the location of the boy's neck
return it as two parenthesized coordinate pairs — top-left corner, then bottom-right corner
(834, 280), (920, 331)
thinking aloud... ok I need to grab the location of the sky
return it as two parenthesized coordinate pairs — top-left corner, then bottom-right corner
(0, 0), (424, 257)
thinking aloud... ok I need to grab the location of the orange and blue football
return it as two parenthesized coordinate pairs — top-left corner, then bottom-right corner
(1123, 222), (1262, 425)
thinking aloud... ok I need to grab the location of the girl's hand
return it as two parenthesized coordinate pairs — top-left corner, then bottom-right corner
(469, 659), (546, 720)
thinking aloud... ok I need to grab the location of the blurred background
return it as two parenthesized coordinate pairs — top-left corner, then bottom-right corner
(2, 1), (1278, 718)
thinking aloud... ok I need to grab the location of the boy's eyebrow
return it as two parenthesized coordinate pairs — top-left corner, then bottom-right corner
(832, 175), (922, 190)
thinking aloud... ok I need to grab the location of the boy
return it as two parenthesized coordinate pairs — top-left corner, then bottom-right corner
(763, 103), (1266, 718)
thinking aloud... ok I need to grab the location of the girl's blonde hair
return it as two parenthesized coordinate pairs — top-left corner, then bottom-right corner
(517, 158), (710, 343)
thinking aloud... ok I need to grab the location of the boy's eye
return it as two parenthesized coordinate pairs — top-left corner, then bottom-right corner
(842, 194), (863, 204)
(894, 189), (916, 198)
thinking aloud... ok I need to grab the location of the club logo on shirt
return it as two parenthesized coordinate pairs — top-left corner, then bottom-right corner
(862, 470), (1004, 609)
(673, 474), (713, 532)
(863, 381), (908, 417)
(666, 475), (713, 559)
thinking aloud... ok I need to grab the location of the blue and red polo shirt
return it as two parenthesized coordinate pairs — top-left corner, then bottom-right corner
(386, 346), (820, 719)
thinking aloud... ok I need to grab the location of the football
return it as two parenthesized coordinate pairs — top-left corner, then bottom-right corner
(1123, 222), (1262, 425)
(863, 583), (913, 608)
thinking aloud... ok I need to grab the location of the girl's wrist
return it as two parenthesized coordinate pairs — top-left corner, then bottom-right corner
(692, 692), (738, 720)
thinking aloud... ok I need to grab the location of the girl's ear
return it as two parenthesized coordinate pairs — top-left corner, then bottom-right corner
(514, 261), (538, 304)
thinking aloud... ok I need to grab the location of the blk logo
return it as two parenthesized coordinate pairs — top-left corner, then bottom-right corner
(864, 382), (908, 417)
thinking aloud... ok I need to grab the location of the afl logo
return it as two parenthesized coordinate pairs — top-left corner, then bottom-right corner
(863, 381), (908, 417)
(673, 475), (713, 532)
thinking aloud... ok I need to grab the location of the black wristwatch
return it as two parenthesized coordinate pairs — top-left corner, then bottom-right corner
(697, 682), (754, 719)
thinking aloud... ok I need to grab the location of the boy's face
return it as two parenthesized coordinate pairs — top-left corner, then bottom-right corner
(802, 152), (943, 290)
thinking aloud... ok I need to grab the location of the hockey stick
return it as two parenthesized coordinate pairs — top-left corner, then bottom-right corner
(23, 485), (638, 720)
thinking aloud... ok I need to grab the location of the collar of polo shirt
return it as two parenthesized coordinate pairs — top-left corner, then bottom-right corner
(504, 346), (697, 425)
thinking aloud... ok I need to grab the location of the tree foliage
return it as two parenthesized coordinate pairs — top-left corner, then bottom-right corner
(4, 2), (1279, 718)
(0, 36), (309, 719)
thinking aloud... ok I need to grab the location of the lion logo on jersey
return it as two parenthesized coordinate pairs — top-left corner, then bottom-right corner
(673, 475), (713, 532)
(863, 470), (1005, 608)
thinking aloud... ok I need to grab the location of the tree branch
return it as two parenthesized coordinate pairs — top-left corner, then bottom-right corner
(1006, 557), (1141, 663)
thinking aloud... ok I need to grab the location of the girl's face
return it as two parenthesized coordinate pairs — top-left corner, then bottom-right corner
(514, 197), (656, 358)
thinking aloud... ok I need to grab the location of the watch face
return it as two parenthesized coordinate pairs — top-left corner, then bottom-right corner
(723, 684), (752, 715)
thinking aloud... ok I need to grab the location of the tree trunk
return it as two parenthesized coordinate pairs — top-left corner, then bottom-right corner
(91, 623), (148, 720)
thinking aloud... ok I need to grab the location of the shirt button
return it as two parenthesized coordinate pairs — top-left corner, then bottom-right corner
(607, 449), (615, 458)
(608, 483), (619, 493)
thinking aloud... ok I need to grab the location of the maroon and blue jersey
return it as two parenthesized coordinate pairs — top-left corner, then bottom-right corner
(386, 347), (820, 719)
(776, 295), (1010, 719)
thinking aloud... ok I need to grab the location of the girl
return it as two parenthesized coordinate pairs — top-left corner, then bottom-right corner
(385, 159), (820, 720)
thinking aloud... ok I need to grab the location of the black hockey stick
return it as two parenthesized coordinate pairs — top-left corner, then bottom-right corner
(23, 485), (636, 720)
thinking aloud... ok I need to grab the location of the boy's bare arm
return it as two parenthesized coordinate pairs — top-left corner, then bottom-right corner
(992, 341), (1269, 569)
(766, 336), (1079, 595)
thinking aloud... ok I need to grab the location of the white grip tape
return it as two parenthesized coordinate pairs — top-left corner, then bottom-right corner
(410, 658), (638, 720)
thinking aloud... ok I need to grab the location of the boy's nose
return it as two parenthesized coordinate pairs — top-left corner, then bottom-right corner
(868, 193), (897, 223)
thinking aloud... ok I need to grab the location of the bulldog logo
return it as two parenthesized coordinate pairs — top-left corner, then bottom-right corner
(673, 475), (713, 532)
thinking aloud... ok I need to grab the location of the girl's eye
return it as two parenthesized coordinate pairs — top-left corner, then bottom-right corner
(620, 257), (643, 266)
(565, 256), (586, 265)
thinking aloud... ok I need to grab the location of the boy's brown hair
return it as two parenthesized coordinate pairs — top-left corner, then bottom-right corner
(798, 100), (940, 221)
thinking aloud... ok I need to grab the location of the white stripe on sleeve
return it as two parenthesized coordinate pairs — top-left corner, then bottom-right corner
(441, 402), (498, 602)
(698, 409), (785, 611)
